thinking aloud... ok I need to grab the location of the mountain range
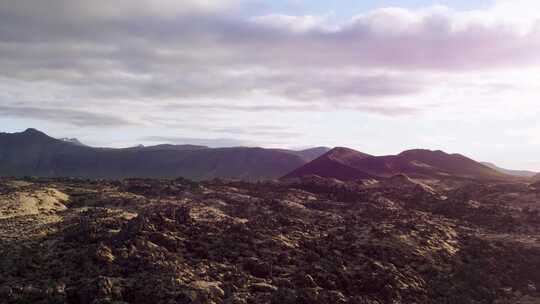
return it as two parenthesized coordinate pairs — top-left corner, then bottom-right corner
(0, 128), (532, 181)
(0, 129), (329, 181)
(283, 147), (510, 181)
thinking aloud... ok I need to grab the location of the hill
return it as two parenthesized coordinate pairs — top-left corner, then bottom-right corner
(284, 147), (508, 181)
(283, 147), (374, 180)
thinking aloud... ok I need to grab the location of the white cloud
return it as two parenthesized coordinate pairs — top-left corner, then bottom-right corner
(490, 0), (540, 28)
(251, 14), (333, 32)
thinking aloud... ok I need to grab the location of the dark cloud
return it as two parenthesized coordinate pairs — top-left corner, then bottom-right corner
(0, 105), (134, 127)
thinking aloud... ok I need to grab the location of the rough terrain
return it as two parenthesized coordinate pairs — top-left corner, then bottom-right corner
(1, 176), (540, 303)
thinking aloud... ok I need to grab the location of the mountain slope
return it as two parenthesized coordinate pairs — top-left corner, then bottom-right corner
(481, 162), (537, 178)
(0, 129), (317, 181)
(292, 147), (332, 162)
(283, 147), (374, 180)
(284, 147), (509, 181)
(387, 149), (506, 179)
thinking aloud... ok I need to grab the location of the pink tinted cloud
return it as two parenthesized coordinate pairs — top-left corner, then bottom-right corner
(0, 1), (539, 122)
(250, 7), (540, 70)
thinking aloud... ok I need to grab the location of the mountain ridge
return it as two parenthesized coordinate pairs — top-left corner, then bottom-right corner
(284, 146), (510, 181)
(0, 129), (523, 182)
(0, 129), (326, 181)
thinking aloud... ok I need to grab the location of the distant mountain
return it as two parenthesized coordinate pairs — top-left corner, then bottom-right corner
(481, 162), (537, 178)
(284, 147), (508, 181)
(128, 144), (208, 151)
(59, 137), (87, 146)
(279, 147), (332, 162)
(0, 129), (329, 181)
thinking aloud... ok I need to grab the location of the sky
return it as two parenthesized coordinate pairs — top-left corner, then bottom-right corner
(1, 0), (540, 170)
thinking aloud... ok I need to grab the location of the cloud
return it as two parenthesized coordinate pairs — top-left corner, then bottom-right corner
(0, 0), (241, 21)
(140, 136), (247, 148)
(350, 105), (420, 116)
(251, 14), (333, 32)
(165, 103), (317, 112)
(140, 116), (303, 138)
(1, 0), (540, 132)
(211, 127), (302, 137)
(164, 98), (421, 116)
(0, 105), (134, 127)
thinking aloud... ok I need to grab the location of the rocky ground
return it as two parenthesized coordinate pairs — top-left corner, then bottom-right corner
(1, 175), (540, 304)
